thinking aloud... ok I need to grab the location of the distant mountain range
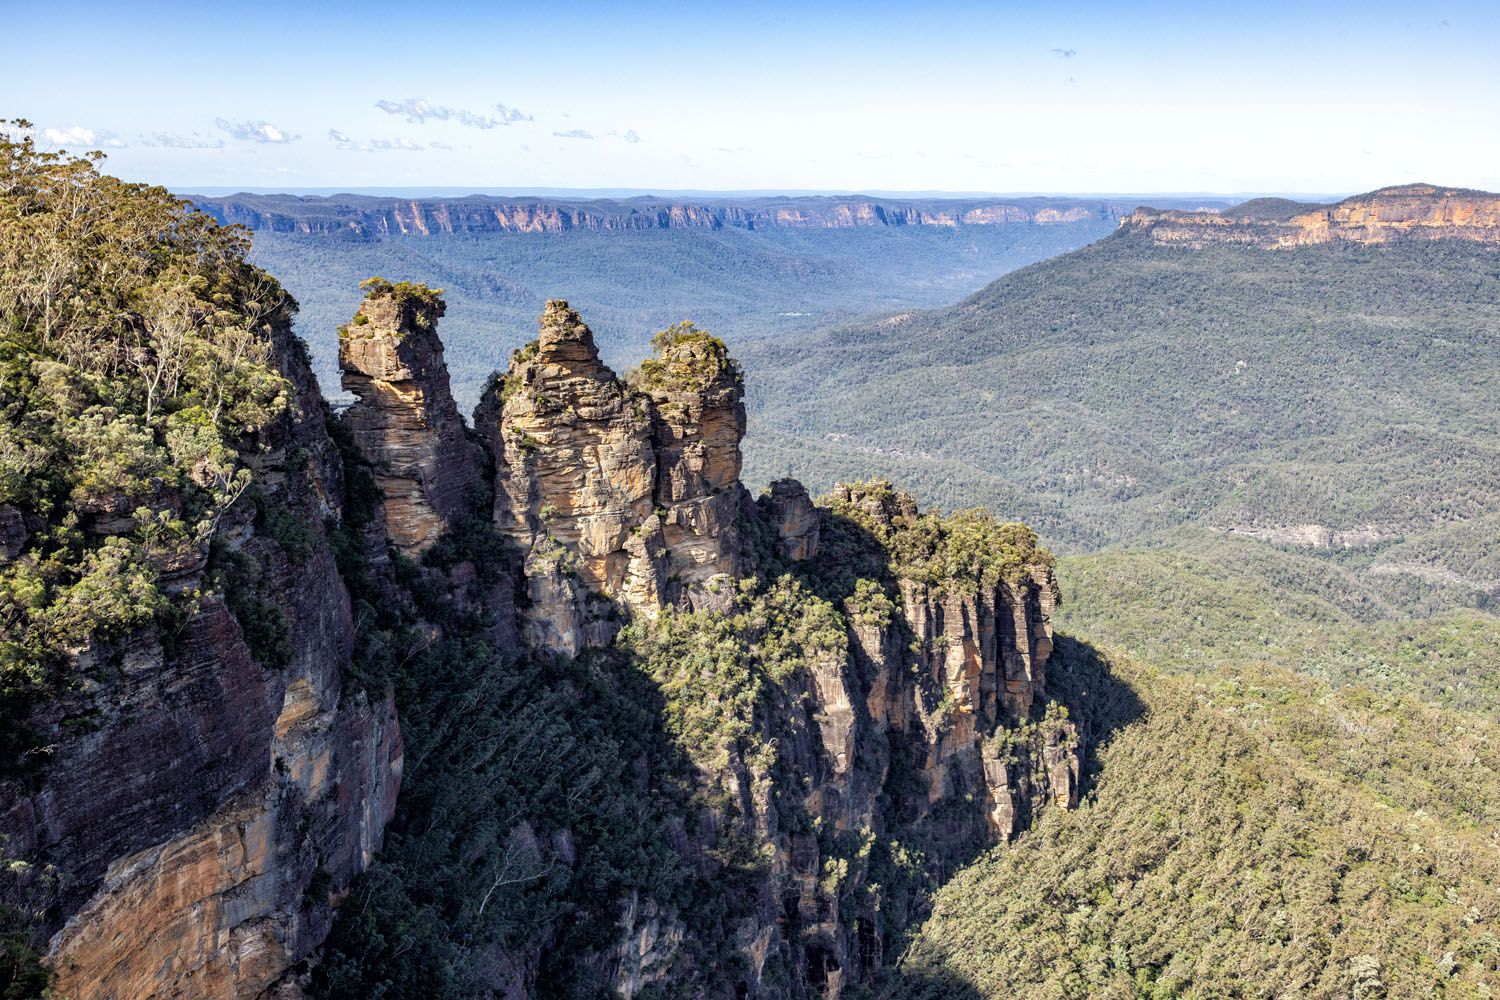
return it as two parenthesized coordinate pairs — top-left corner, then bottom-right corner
(206, 193), (1200, 412)
(191, 192), (1232, 237)
(742, 183), (1500, 607)
(1122, 183), (1500, 247)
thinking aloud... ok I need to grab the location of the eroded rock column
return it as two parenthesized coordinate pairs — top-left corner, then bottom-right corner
(339, 280), (481, 555)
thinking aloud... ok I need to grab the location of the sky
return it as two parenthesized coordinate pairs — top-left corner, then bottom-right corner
(6, 0), (1499, 195)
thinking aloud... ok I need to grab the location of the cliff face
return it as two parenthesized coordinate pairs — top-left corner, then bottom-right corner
(464, 304), (1078, 997)
(194, 194), (1122, 238)
(1120, 183), (1500, 248)
(0, 317), (402, 1000)
(476, 304), (746, 655)
(338, 281), (482, 556)
(4, 281), (1077, 1000)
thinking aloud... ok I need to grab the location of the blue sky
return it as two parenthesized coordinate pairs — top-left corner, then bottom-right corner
(7, 0), (1498, 194)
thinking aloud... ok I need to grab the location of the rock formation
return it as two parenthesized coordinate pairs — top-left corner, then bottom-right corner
(0, 313), (402, 1000)
(4, 286), (1078, 1000)
(196, 194), (1122, 238)
(1120, 183), (1500, 249)
(339, 279), (482, 555)
(764, 478), (820, 561)
(476, 304), (748, 654)
(465, 306), (1079, 997)
(630, 322), (747, 610)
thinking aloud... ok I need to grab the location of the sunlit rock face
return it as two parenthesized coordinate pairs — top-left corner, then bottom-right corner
(477, 303), (749, 655)
(339, 284), (482, 556)
(1120, 183), (1500, 248)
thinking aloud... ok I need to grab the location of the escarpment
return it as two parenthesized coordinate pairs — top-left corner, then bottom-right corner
(4, 246), (1079, 999)
(452, 302), (1080, 997)
(195, 193), (1122, 238)
(1121, 183), (1500, 248)
(1, 310), (402, 1000)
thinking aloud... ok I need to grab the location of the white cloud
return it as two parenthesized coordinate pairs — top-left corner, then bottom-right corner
(1052, 47), (1077, 58)
(554, 129), (594, 140)
(614, 129), (642, 144)
(216, 118), (299, 143)
(144, 132), (225, 149)
(493, 103), (533, 123)
(376, 98), (533, 129)
(44, 126), (126, 148)
(329, 129), (426, 152)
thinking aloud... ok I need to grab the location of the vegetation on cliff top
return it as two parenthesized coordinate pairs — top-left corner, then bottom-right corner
(0, 123), (294, 766)
(630, 320), (743, 394)
(820, 480), (1053, 596)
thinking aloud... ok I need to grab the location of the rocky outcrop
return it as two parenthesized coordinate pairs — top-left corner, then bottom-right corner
(463, 303), (1082, 997)
(476, 304), (749, 654)
(1222, 522), (1392, 549)
(630, 323), (747, 610)
(1120, 183), (1500, 249)
(1, 314), (402, 1000)
(824, 482), (1076, 843)
(3, 279), (1079, 1000)
(764, 478), (820, 561)
(476, 301), (665, 655)
(195, 194), (1125, 238)
(638, 480), (1079, 997)
(339, 280), (482, 555)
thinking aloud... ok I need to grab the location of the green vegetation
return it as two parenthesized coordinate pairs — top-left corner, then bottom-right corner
(620, 575), (847, 773)
(819, 481), (1052, 596)
(0, 121), (292, 774)
(894, 637), (1500, 998)
(630, 320), (742, 393)
(358, 275), (445, 309)
(742, 233), (1500, 592)
(1055, 529), (1500, 715)
(885, 524), (1500, 996)
(0, 855), (54, 1000)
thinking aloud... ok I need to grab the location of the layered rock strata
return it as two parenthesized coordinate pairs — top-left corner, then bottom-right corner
(1121, 183), (1500, 249)
(476, 303), (746, 654)
(197, 194), (1121, 237)
(1, 314), (402, 1000)
(339, 281), (482, 555)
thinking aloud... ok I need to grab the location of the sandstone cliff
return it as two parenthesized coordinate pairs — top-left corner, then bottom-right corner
(338, 279), (482, 556)
(476, 304), (746, 654)
(1120, 183), (1500, 249)
(461, 302), (1079, 998)
(0, 312), (402, 1000)
(3, 282), (1078, 1000)
(194, 194), (1122, 238)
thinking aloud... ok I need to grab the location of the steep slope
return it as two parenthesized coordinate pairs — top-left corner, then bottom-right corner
(742, 184), (1500, 606)
(0, 130), (400, 998)
(894, 643), (1500, 998)
(0, 125), (1091, 998)
(314, 298), (1082, 998)
(1122, 183), (1500, 248)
